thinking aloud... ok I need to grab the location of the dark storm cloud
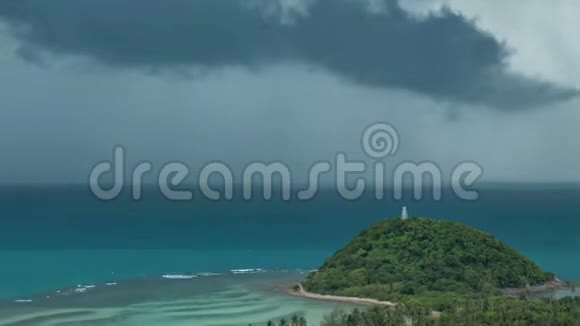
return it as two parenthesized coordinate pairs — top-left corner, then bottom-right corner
(0, 0), (577, 110)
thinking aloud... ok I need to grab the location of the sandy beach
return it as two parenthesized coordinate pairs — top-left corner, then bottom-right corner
(288, 279), (575, 306)
(287, 284), (395, 306)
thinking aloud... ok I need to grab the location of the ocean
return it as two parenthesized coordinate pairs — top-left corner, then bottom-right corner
(0, 185), (578, 324)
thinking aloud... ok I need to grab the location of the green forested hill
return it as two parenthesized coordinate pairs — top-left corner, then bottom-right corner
(303, 217), (554, 300)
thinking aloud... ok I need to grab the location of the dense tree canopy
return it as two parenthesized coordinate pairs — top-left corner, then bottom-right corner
(303, 218), (553, 301)
(260, 297), (580, 326)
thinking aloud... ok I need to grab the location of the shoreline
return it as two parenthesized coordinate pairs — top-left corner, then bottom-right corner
(4, 271), (576, 305)
(286, 283), (395, 306)
(502, 278), (571, 297)
(284, 278), (576, 307)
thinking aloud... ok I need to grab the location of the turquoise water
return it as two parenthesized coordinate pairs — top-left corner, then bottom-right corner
(0, 185), (578, 323)
(0, 250), (332, 299)
(0, 271), (357, 325)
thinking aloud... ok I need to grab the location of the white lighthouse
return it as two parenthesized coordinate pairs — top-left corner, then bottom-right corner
(401, 206), (408, 220)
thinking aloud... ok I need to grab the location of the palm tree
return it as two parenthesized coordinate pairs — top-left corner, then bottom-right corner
(291, 315), (299, 326)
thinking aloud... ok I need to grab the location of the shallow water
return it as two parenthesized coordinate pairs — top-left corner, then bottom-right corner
(0, 271), (356, 326)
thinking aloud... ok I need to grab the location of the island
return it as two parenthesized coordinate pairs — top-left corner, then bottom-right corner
(272, 216), (579, 325)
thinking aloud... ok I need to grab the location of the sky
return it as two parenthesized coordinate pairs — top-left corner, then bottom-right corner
(0, 0), (578, 184)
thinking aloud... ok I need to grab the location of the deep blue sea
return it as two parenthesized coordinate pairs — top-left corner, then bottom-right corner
(1, 185), (579, 300)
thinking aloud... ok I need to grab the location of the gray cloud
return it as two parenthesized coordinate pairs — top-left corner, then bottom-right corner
(0, 0), (577, 110)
